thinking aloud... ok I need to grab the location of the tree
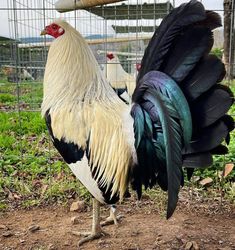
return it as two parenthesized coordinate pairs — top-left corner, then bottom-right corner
(223, 0), (234, 80)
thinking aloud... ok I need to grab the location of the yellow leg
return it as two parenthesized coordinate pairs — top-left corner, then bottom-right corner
(71, 199), (107, 247)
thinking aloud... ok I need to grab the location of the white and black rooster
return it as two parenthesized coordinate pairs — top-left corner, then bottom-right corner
(105, 52), (136, 103)
(41, 0), (234, 246)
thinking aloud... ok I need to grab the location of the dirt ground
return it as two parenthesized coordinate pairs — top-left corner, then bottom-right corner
(0, 193), (235, 250)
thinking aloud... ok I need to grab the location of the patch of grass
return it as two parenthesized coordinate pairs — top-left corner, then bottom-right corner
(145, 188), (167, 217)
(0, 134), (16, 149)
(0, 112), (46, 135)
(21, 199), (41, 209)
(43, 178), (80, 201)
(210, 48), (223, 59)
(0, 93), (16, 103)
(225, 183), (235, 203)
(0, 202), (8, 211)
(0, 106), (88, 209)
(0, 81), (43, 110)
(0, 78), (13, 84)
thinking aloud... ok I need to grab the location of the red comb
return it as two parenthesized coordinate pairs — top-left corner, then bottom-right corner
(107, 53), (114, 60)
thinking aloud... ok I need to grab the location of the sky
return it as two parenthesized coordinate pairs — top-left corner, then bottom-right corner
(0, 0), (224, 39)
(175, 0), (223, 9)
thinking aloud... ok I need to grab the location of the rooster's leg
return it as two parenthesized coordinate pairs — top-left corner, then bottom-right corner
(76, 198), (106, 246)
(101, 205), (123, 226)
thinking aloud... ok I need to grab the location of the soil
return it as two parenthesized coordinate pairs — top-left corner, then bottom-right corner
(0, 193), (234, 250)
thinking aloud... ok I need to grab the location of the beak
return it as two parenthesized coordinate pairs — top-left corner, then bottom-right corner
(40, 29), (47, 36)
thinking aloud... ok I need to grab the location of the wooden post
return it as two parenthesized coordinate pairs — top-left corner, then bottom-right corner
(55, 0), (125, 12)
(223, 0), (234, 80)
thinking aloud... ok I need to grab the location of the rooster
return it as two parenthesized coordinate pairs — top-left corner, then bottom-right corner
(105, 52), (136, 103)
(41, 0), (234, 246)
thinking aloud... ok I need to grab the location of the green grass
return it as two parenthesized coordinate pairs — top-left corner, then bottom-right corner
(0, 93), (16, 103)
(0, 81), (43, 110)
(0, 79), (234, 211)
(0, 82), (86, 209)
(0, 202), (8, 211)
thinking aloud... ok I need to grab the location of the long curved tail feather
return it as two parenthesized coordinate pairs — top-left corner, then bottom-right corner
(131, 0), (234, 218)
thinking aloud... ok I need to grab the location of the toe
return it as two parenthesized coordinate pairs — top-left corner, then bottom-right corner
(78, 232), (102, 246)
(71, 231), (91, 237)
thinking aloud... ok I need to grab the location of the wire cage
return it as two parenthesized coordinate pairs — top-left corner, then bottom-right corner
(0, 0), (177, 109)
(0, 0), (233, 110)
(0, 0), (234, 208)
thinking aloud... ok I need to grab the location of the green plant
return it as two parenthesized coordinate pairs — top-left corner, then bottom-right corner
(0, 93), (16, 103)
(22, 199), (40, 209)
(0, 202), (8, 211)
(210, 48), (223, 59)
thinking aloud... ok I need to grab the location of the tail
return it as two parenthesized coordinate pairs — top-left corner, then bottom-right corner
(131, 0), (234, 219)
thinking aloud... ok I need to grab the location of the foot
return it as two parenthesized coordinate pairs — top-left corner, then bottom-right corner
(71, 229), (108, 246)
(71, 199), (112, 247)
(101, 214), (124, 226)
(78, 231), (103, 246)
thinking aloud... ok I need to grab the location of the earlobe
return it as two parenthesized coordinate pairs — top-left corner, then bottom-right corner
(58, 27), (64, 34)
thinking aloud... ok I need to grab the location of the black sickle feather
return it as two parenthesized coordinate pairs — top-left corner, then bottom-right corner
(221, 114), (235, 132)
(183, 152), (213, 168)
(138, 71), (192, 145)
(143, 89), (183, 219)
(156, 170), (168, 191)
(183, 120), (230, 155)
(131, 104), (145, 148)
(161, 26), (213, 83)
(191, 85), (234, 128)
(181, 55), (226, 100)
(186, 168), (195, 181)
(196, 10), (222, 30)
(136, 0), (206, 83)
(140, 110), (159, 190)
(131, 104), (160, 198)
(221, 115), (234, 144)
(142, 100), (160, 122)
(210, 145), (228, 155)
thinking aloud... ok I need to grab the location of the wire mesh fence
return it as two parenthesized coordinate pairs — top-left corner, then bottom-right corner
(0, 0), (234, 207)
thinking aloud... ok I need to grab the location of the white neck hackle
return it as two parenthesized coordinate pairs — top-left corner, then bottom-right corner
(42, 19), (119, 116)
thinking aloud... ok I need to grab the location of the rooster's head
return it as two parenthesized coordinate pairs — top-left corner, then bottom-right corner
(41, 21), (65, 38)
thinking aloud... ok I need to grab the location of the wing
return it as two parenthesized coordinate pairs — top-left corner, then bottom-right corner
(45, 102), (134, 205)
